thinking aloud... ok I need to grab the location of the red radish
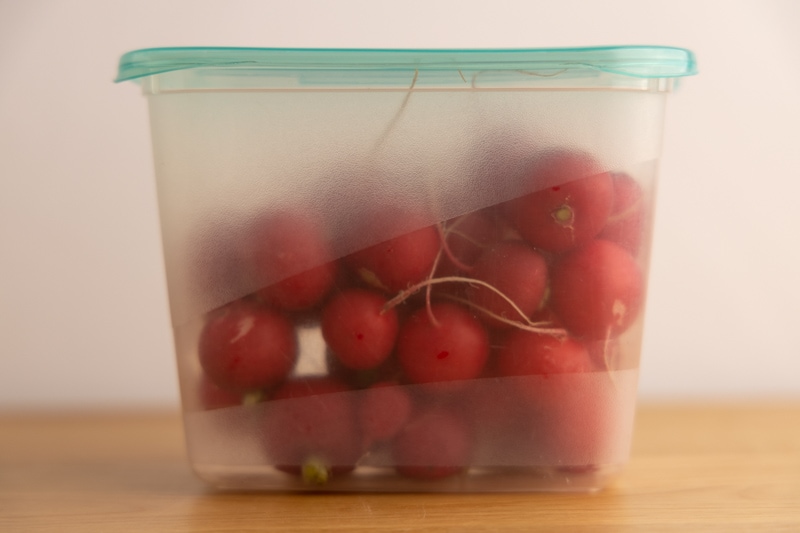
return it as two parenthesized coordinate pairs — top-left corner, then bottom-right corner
(358, 381), (413, 448)
(397, 303), (489, 385)
(197, 374), (245, 410)
(550, 239), (643, 340)
(321, 289), (399, 371)
(496, 330), (592, 410)
(248, 211), (337, 311)
(465, 241), (548, 329)
(346, 221), (440, 294)
(460, 376), (525, 445)
(196, 374), (266, 410)
(494, 330), (610, 468)
(438, 208), (503, 275)
(598, 172), (645, 254)
(496, 331), (593, 406)
(506, 151), (613, 253)
(264, 377), (360, 483)
(325, 348), (404, 390)
(530, 374), (612, 469)
(393, 408), (471, 480)
(497, 330), (593, 380)
(198, 299), (297, 393)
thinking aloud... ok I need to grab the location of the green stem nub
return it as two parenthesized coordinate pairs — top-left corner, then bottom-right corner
(553, 205), (574, 225)
(302, 456), (331, 485)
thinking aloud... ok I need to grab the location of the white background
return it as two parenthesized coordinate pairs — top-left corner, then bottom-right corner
(1, 0), (798, 410)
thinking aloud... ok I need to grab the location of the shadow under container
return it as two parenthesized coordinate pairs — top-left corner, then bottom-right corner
(117, 46), (696, 492)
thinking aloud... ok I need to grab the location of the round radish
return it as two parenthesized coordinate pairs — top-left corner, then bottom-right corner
(321, 289), (399, 371)
(393, 408), (471, 480)
(506, 151), (613, 253)
(465, 241), (548, 330)
(530, 374), (612, 469)
(264, 377), (360, 483)
(397, 303), (489, 386)
(198, 299), (297, 393)
(325, 348), (404, 390)
(494, 329), (611, 468)
(346, 222), (440, 294)
(460, 376), (526, 450)
(598, 172), (645, 254)
(550, 239), (643, 340)
(358, 381), (413, 448)
(197, 373), (246, 410)
(497, 330), (593, 380)
(438, 208), (503, 275)
(248, 211), (337, 312)
(496, 329), (593, 411)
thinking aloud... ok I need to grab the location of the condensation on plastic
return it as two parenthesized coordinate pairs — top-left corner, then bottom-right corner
(146, 84), (668, 327)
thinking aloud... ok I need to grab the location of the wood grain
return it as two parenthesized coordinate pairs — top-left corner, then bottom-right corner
(1, 404), (799, 532)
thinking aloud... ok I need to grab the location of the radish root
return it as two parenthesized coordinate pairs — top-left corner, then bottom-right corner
(383, 275), (565, 338)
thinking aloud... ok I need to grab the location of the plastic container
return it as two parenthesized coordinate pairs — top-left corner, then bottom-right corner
(117, 46), (696, 492)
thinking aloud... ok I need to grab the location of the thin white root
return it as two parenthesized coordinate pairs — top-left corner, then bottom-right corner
(442, 294), (567, 338)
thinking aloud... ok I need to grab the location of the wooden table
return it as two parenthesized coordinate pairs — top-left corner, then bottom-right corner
(2, 404), (799, 532)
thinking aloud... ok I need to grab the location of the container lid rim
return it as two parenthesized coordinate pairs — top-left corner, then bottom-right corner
(115, 45), (697, 82)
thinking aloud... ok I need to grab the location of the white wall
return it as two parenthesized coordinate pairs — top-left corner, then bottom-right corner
(1, 0), (798, 409)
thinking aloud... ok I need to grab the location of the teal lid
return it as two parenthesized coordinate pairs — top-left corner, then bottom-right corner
(115, 46), (696, 83)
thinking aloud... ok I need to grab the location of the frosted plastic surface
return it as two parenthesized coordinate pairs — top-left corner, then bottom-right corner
(148, 88), (666, 326)
(137, 60), (674, 491)
(185, 370), (638, 492)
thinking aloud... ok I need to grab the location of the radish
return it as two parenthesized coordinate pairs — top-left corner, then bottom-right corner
(530, 375), (612, 470)
(248, 211), (337, 312)
(599, 172), (645, 254)
(198, 299), (297, 393)
(494, 329), (611, 468)
(495, 329), (593, 419)
(325, 347), (404, 390)
(321, 288), (399, 371)
(495, 330), (593, 408)
(465, 241), (548, 330)
(550, 239), (643, 340)
(506, 151), (613, 253)
(497, 330), (593, 379)
(197, 374), (246, 410)
(264, 377), (360, 484)
(397, 303), (489, 386)
(345, 220), (440, 294)
(437, 208), (503, 275)
(392, 408), (471, 480)
(358, 381), (413, 449)
(460, 376), (527, 451)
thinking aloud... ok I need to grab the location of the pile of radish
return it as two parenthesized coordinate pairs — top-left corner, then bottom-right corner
(194, 149), (646, 485)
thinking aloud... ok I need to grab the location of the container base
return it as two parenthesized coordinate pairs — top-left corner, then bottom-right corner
(191, 463), (626, 493)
